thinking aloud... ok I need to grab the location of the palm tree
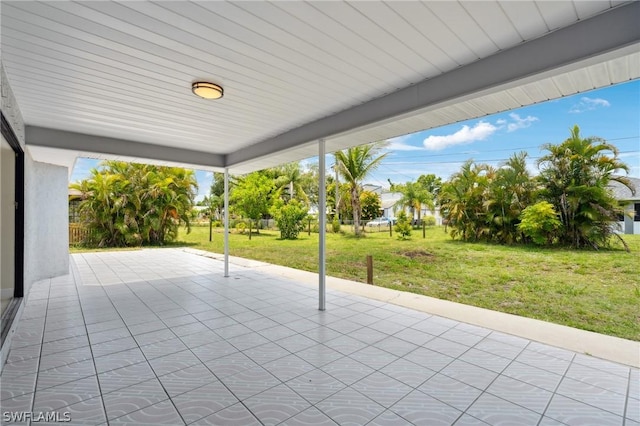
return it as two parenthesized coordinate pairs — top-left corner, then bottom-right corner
(274, 162), (310, 205)
(72, 162), (197, 247)
(334, 143), (387, 236)
(393, 181), (434, 225)
(537, 125), (633, 249)
(484, 152), (536, 244)
(438, 161), (491, 241)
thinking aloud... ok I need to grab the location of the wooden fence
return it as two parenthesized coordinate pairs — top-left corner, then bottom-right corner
(69, 224), (88, 245)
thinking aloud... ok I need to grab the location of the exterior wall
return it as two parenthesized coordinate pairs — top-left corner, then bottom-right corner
(1, 62), (26, 368)
(1, 135), (16, 312)
(618, 201), (640, 235)
(1, 64), (25, 148)
(24, 154), (69, 294)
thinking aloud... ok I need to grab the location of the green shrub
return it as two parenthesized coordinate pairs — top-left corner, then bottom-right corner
(270, 200), (308, 240)
(332, 217), (341, 233)
(422, 215), (436, 226)
(211, 220), (222, 228)
(235, 222), (247, 234)
(394, 211), (412, 240)
(518, 201), (562, 245)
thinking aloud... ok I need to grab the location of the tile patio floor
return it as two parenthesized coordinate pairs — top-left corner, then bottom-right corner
(1, 249), (638, 425)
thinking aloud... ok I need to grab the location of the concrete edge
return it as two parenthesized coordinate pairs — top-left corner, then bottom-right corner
(179, 247), (640, 368)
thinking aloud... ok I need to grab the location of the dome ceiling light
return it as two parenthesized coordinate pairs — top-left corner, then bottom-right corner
(192, 81), (223, 99)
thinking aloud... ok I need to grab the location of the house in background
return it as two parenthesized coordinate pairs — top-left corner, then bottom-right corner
(610, 176), (640, 235)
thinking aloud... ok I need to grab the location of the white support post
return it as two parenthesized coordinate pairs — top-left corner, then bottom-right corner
(224, 168), (230, 278)
(318, 139), (326, 311)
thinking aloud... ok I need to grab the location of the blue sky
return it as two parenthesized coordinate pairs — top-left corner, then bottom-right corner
(71, 80), (639, 199)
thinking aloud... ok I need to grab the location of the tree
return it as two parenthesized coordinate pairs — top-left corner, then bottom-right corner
(438, 161), (491, 241)
(416, 174), (443, 199)
(484, 152), (536, 244)
(392, 181), (434, 225)
(230, 172), (273, 240)
(273, 162), (310, 205)
(334, 143), (387, 236)
(394, 211), (412, 240)
(360, 191), (382, 222)
(518, 201), (562, 246)
(270, 199), (308, 240)
(327, 180), (351, 220)
(208, 172), (225, 220)
(537, 125), (633, 249)
(71, 161), (197, 247)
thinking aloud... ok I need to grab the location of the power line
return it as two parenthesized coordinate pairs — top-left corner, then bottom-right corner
(385, 136), (639, 160)
(380, 150), (638, 167)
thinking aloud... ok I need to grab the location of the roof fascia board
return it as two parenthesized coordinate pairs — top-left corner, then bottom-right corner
(26, 126), (225, 169)
(226, 2), (640, 168)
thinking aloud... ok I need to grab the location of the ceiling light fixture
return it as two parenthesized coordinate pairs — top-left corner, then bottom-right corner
(192, 81), (224, 99)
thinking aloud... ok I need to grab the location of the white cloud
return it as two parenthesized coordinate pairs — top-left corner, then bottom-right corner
(423, 121), (498, 151)
(386, 135), (424, 151)
(569, 97), (611, 113)
(506, 113), (538, 132)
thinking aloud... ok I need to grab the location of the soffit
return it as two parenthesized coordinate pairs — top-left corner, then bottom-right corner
(1, 1), (636, 172)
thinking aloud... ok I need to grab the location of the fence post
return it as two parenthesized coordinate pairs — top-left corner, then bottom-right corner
(366, 255), (373, 284)
(423, 221), (426, 238)
(389, 221), (392, 237)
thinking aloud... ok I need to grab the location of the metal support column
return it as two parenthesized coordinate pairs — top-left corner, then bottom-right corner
(224, 168), (230, 278)
(318, 139), (326, 311)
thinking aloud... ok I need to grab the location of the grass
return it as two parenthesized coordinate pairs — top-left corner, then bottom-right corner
(166, 224), (640, 341)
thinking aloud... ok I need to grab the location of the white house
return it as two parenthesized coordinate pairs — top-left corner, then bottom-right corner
(610, 176), (640, 235)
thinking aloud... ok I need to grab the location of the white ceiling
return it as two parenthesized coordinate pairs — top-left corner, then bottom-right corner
(1, 1), (638, 174)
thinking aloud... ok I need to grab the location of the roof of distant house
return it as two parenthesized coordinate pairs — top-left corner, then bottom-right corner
(608, 176), (640, 201)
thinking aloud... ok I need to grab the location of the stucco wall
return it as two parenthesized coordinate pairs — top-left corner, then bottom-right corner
(23, 153), (69, 296)
(1, 63), (25, 148)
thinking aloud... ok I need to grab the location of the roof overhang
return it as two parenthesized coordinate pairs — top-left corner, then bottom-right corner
(2, 1), (638, 174)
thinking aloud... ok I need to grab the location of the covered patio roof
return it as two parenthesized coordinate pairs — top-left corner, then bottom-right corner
(2, 1), (639, 173)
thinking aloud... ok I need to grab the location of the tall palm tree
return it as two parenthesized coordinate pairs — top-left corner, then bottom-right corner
(334, 143), (387, 236)
(537, 125), (633, 249)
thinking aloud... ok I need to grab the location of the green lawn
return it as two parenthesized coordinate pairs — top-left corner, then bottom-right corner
(170, 225), (640, 341)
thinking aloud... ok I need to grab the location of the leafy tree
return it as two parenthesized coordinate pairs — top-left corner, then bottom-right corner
(270, 199), (308, 239)
(71, 161), (197, 247)
(334, 143), (387, 236)
(230, 172), (273, 240)
(416, 174), (443, 199)
(360, 191), (382, 221)
(518, 201), (562, 245)
(537, 125), (633, 249)
(394, 211), (412, 240)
